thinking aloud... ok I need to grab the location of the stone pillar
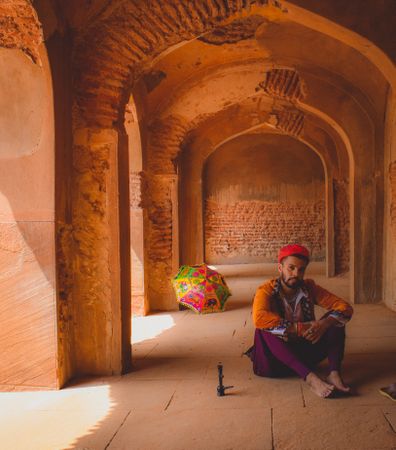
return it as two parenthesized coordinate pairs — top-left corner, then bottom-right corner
(144, 174), (179, 311)
(125, 98), (146, 315)
(384, 89), (396, 311)
(333, 178), (350, 275)
(326, 174), (335, 277)
(130, 171), (145, 315)
(352, 164), (378, 303)
(179, 149), (205, 265)
(72, 128), (131, 375)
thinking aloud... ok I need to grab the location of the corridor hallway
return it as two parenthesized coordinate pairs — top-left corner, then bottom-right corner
(1, 275), (395, 450)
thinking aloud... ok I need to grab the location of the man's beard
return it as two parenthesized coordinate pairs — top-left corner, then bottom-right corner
(281, 274), (302, 289)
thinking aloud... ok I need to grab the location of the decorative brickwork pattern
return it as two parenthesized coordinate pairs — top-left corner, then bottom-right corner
(204, 199), (325, 264)
(333, 179), (350, 274)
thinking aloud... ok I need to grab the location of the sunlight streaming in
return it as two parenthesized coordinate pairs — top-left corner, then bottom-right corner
(132, 314), (176, 344)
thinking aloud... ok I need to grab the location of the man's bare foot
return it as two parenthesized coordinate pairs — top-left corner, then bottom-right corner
(326, 370), (351, 393)
(306, 372), (335, 398)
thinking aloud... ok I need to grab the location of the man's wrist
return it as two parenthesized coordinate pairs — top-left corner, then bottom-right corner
(287, 323), (297, 336)
(322, 316), (337, 328)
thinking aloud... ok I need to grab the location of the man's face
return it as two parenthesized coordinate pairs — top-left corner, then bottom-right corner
(278, 255), (308, 290)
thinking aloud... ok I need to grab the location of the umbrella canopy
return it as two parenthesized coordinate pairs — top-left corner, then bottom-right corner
(172, 264), (231, 314)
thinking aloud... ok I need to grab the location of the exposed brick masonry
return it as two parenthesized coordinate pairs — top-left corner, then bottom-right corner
(205, 199), (325, 264)
(199, 15), (266, 45)
(273, 108), (305, 137)
(148, 115), (189, 174)
(73, 0), (278, 127)
(0, 0), (42, 64)
(259, 68), (306, 102)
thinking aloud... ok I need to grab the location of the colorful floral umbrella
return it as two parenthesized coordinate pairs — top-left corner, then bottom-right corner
(172, 264), (231, 314)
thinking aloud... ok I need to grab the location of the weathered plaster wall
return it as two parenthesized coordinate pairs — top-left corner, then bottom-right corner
(203, 134), (325, 264)
(0, 44), (58, 389)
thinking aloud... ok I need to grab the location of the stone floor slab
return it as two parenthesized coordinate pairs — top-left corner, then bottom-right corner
(382, 406), (396, 433)
(168, 377), (303, 411)
(346, 324), (396, 338)
(273, 405), (396, 450)
(0, 408), (128, 450)
(108, 408), (272, 450)
(346, 336), (396, 354)
(129, 356), (211, 380)
(302, 352), (396, 407)
(108, 379), (180, 411)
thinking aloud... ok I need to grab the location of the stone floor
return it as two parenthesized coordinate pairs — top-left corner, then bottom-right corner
(1, 275), (396, 450)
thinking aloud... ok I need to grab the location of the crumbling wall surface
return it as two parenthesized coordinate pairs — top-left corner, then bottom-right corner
(143, 173), (179, 311)
(0, 0), (42, 63)
(147, 116), (189, 174)
(0, 4), (58, 389)
(333, 179), (350, 274)
(71, 128), (126, 375)
(205, 200), (325, 263)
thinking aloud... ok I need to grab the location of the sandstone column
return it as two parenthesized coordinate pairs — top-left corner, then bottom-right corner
(384, 89), (396, 312)
(144, 174), (179, 311)
(72, 128), (131, 375)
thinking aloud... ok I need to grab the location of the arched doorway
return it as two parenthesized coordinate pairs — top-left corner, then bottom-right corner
(202, 134), (327, 268)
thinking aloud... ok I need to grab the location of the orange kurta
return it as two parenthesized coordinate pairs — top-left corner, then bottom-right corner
(253, 278), (353, 329)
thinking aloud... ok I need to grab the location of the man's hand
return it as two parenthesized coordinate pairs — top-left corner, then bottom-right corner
(303, 317), (335, 344)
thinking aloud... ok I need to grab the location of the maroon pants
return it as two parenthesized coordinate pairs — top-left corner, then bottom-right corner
(248, 326), (346, 380)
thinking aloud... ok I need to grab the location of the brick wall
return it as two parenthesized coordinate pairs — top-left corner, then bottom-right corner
(205, 199), (325, 264)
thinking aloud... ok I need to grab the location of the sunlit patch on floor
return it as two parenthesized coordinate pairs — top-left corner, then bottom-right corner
(132, 314), (176, 344)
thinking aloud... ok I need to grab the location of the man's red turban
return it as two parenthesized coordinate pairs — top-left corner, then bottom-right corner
(278, 244), (310, 263)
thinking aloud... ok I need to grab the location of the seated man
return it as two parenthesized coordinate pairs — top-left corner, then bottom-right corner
(247, 244), (353, 398)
